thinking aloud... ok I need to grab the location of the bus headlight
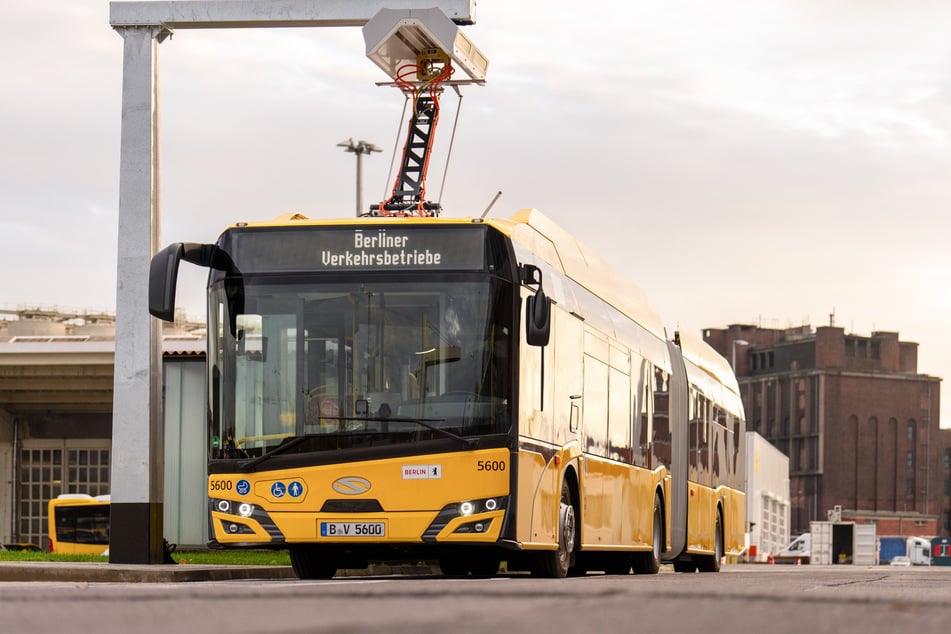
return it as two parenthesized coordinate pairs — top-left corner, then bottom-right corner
(217, 500), (231, 513)
(484, 498), (498, 511)
(459, 501), (475, 516)
(238, 503), (254, 518)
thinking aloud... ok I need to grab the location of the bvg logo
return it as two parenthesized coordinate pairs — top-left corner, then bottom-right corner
(331, 476), (371, 495)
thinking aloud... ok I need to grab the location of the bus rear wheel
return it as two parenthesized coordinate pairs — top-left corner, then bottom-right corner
(697, 509), (723, 573)
(673, 558), (696, 573)
(289, 546), (337, 580)
(633, 493), (662, 574)
(533, 478), (576, 578)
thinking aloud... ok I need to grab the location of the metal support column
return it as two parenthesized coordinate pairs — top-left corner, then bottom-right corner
(111, 24), (170, 564)
(107, 0), (478, 565)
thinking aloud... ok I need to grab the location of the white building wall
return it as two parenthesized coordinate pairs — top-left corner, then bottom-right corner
(746, 431), (790, 562)
(0, 409), (13, 544)
(0, 338), (208, 549)
(163, 359), (208, 548)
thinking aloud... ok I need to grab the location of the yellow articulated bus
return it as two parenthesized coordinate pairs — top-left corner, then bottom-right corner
(47, 494), (110, 556)
(149, 208), (745, 578)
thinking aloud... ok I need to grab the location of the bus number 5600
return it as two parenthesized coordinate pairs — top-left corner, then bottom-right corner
(477, 460), (506, 472)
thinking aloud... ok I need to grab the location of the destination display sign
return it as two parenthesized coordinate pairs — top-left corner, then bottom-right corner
(227, 225), (487, 273)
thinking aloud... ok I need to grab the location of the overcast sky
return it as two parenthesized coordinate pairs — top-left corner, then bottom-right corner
(1, 1), (949, 426)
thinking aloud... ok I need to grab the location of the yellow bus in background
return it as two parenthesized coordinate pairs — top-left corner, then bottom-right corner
(47, 494), (110, 555)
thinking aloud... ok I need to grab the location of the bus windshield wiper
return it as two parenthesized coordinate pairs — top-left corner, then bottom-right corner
(242, 416), (479, 470)
(330, 415), (480, 449)
(374, 415), (480, 449)
(242, 435), (315, 470)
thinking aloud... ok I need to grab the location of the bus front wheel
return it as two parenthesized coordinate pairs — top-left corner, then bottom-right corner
(533, 479), (577, 578)
(289, 546), (337, 580)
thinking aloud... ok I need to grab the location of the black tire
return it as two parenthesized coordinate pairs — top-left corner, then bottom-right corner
(633, 494), (662, 574)
(533, 478), (577, 578)
(440, 552), (500, 578)
(468, 555), (501, 579)
(289, 547), (337, 580)
(603, 555), (632, 575)
(438, 556), (470, 577)
(698, 509), (723, 573)
(673, 558), (696, 573)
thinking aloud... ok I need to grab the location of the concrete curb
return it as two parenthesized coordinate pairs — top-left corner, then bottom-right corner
(0, 561), (297, 583)
(0, 561), (439, 583)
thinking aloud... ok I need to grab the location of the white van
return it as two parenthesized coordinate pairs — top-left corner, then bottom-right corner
(775, 533), (811, 564)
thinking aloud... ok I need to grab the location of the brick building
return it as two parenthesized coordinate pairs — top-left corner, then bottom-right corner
(704, 324), (949, 538)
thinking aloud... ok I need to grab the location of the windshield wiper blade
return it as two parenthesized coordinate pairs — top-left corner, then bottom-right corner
(323, 415), (479, 448)
(242, 435), (316, 470)
(377, 415), (480, 448)
(326, 415), (482, 447)
(240, 416), (480, 471)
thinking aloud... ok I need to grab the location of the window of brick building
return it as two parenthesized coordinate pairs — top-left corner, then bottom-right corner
(907, 422), (915, 442)
(945, 449), (950, 469)
(906, 478), (914, 497)
(907, 451), (914, 468)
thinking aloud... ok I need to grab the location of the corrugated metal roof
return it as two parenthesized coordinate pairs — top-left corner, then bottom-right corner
(0, 338), (207, 359)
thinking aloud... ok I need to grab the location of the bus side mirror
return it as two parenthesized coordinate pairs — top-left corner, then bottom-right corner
(526, 290), (551, 347)
(521, 263), (550, 347)
(149, 243), (186, 322)
(149, 242), (228, 322)
(520, 263), (542, 285)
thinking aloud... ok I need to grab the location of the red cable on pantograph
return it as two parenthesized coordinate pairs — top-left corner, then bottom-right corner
(378, 63), (455, 216)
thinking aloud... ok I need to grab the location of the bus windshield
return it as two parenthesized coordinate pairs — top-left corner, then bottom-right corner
(208, 276), (514, 461)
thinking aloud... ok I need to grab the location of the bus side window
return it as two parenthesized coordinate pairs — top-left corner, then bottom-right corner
(634, 357), (651, 468)
(651, 365), (671, 469)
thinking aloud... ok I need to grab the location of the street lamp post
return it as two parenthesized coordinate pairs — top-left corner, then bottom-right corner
(337, 138), (382, 216)
(732, 339), (750, 374)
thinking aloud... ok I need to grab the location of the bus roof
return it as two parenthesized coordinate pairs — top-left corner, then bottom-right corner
(223, 209), (669, 343)
(677, 328), (742, 397)
(497, 209), (667, 342)
(54, 494), (110, 503)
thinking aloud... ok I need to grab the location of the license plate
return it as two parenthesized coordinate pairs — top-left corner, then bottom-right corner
(319, 521), (386, 538)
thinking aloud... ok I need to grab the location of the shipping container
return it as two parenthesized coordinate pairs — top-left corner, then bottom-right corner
(809, 521), (876, 565)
